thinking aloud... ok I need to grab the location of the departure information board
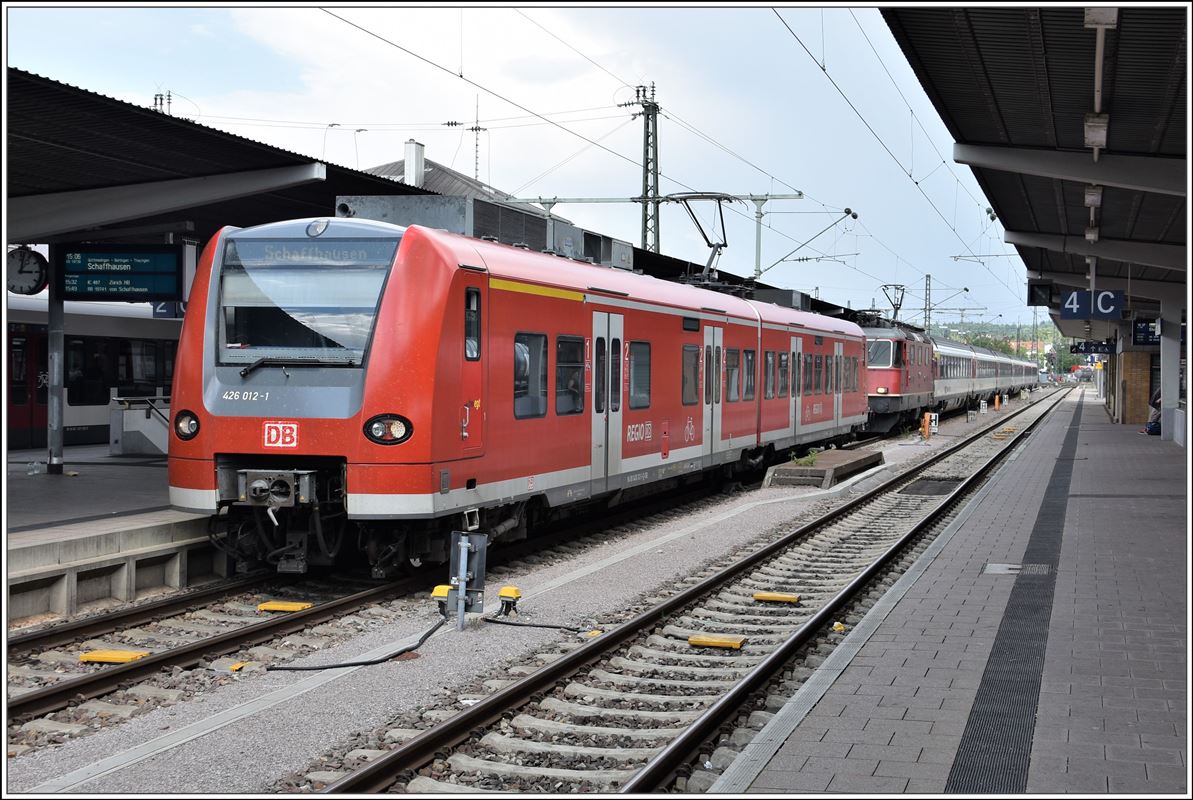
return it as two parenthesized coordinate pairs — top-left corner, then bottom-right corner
(55, 243), (183, 301)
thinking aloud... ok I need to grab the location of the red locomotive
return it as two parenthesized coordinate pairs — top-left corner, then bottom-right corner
(169, 218), (867, 576)
(862, 322), (1037, 432)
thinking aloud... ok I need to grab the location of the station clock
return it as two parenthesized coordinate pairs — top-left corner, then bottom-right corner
(7, 246), (49, 295)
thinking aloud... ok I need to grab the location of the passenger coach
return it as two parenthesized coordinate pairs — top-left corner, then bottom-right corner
(169, 218), (867, 576)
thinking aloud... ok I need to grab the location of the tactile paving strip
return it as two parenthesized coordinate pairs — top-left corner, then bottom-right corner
(946, 396), (1083, 792)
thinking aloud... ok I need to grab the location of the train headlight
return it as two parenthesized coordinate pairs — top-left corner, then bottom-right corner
(174, 410), (200, 440)
(876, 387), (888, 394)
(364, 414), (412, 445)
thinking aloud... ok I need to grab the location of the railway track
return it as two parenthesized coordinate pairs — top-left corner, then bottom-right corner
(6, 577), (418, 722)
(5, 462), (761, 754)
(321, 387), (1069, 793)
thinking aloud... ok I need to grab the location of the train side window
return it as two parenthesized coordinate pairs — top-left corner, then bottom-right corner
(713, 346), (721, 404)
(683, 345), (701, 406)
(10, 336), (28, 405)
(629, 341), (651, 409)
(803, 354), (813, 394)
(814, 354), (823, 394)
(163, 340), (177, 387)
(743, 350), (756, 400)
(555, 336), (585, 415)
(703, 346), (712, 405)
(67, 337), (115, 406)
(513, 333), (547, 419)
(464, 288), (481, 361)
(778, 353), (788, 398)
(764, 351), (775, 399)
(610, 338), (621, 412)
(595, 338), (606, 414)
(725, 349), (740, 402)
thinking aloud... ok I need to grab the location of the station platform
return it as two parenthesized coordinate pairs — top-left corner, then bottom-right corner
(7, 446), (212, 624)
(715, 388), (1188, 795)
(7, 445), (172, 532)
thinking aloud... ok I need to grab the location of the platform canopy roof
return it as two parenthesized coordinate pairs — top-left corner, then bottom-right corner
(883, 7), (1186, 340)
(6, 67), (857, 317)
(7, 67), (430, 246)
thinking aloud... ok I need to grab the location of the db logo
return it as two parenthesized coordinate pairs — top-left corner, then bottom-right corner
(263, 421), (298, 448)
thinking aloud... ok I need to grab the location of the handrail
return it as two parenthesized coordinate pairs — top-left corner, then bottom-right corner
(112, 394), (171, 425)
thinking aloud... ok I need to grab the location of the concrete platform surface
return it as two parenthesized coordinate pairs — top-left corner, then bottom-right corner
(717, 388), (1188, 795)
(7, 445), (172, 532)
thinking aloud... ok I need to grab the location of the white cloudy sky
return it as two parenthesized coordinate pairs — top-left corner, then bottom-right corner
(7, 3), (1034, 328)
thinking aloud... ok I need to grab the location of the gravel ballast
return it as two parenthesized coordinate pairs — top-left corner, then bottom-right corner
(5, 404), (1024, 794)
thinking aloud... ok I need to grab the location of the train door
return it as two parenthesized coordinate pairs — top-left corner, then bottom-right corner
(591, 311), (624, 494)
(460, 280), (487, 457)
(7, 324), (47, 450)
(790, 336), (802, 438)
(833, 341), (844, 429)
(702, 325), (723, 463)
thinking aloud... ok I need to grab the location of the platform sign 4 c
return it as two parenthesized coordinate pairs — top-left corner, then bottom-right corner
(1060, 289), (1123, 320)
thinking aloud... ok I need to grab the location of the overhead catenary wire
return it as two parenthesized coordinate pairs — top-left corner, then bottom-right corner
(848, 10), (988, 211)
(514, 117), (636, 195)
(513, 5), (827, 208)
(322, 7), (875, 287)
(515, 9), (636, 90)
(772, 8), (1022, 304)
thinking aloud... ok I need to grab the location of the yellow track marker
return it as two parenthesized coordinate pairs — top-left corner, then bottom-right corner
(257, 600), (314, 612)
(228, 661), (249, 672)
(79, 649), (149, 664)
(753, 591), (801, 604)
(688, 634), (747, 650)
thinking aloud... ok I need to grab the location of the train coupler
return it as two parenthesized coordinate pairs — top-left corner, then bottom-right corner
(275, 530), (309, 574)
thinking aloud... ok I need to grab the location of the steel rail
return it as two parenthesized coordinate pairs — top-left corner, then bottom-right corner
(621, 387), (1071, 791)
(7, 573), (276, 654)
(326, 388), (1068, 793)
(8, 577), (423, 720)
(7, 478), (719, 722)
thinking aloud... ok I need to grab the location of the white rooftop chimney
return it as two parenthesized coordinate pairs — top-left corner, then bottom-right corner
(404, 139), (425, 188)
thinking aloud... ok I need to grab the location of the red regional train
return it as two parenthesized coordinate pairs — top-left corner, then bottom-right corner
(169, 218), (867, 575)
(862, 323), (1037, 432)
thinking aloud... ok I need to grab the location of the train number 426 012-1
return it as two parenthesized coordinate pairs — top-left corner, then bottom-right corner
(221, 390), (270, 401)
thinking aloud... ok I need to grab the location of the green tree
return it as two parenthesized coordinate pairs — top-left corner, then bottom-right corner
(963, 333), (1015, 355)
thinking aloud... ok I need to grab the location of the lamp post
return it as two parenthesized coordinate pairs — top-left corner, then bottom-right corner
(321, 123), (340, 160)
(353, 129), (367, 169)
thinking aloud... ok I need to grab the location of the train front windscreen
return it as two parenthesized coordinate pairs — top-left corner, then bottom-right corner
(216, 237), (400, 366)
(866, 339), (893, 369)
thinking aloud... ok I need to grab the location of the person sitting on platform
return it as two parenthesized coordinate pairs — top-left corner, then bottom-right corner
(1141, 387), (1161, 435)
